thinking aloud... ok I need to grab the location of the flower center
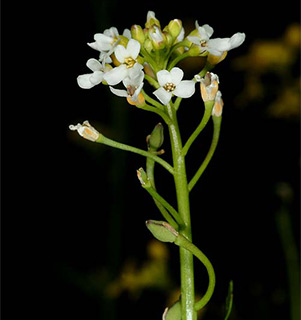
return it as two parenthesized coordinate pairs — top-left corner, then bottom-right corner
(124, 57), (136, 69)
(163, 82), (176, 92)
(200, 40), (207, 47)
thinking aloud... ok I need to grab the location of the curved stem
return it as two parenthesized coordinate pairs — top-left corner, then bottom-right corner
(182, 101), (214, 157)
(167, 52), (191, 71)
(144, 74), (160, 89)
(188, 115), (222, 191)
(141, 89), (165, 110)
(137, 102), (171, 125)
(96, 134), (174, 175)
(174, 234), (216, 311)
(146, 156), (179, 230)
(143, 184), (184, 227)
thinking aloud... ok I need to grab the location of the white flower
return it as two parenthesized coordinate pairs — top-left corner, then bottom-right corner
(153, 67), (195, 105)
(88, 27), (131, 62)
(77, 58), (107, 89)
(188, 21), (245, 56)
(103, 39), (142, 86)
(109, 63), (144, 102)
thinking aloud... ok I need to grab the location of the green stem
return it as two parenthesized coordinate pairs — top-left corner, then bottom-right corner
(167, 52), (191, 71)
(143, 184), (184, 227)
(96, 134), (174, 175)
(141, 89), (165, 110)
(137, 102), (171, 125)
(165, 102), (197, 320)
(182, 101), (214, 157)
(144, 74), (160, 89)
(174, 234), (216, 311)
(188, 115), (222, 192)
(146, 156), (179, 229)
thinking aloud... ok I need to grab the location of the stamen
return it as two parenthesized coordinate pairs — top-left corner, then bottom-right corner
(124, 57), (136, 69)
(163, 82), (176, 92)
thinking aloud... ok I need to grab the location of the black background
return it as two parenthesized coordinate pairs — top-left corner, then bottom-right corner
(2, 0), (300, 319)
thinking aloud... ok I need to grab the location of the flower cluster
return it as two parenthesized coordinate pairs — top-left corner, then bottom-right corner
(77, 11), (245, 107)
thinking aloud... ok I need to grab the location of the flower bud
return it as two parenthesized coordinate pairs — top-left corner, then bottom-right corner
(143, 38), (154, 54)
(199, 72), (219, 102)
(69, 120), (100, 142)
(166, 19), (182, 40)
(145, 220), (178, 243)
(131, 24), (145, 44)
(212, 91), (224, 117)
(146, 123), (164, 150)
(187, 44), (202, 57)
(145, 10), (160, 28)
(149, 25), (166, 50)
(136, 167), (150, 186)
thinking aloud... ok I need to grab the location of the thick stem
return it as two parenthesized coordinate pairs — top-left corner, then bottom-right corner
(165, 103), (197, 320)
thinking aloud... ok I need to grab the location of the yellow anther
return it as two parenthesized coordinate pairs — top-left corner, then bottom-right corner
(124, 57), (136, 68)
(163, 82), (176, 92)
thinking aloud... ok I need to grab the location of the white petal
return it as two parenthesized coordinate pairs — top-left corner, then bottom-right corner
(104, 27), (119, 38)
(77, 74), (95, 89)
(173, 80), (195, 98)
(109, 86), (129, 97)
(170, 67), (184, 86)
(87, 42), (100, 51)
(90, 71), (104, 84)
(207, 38), (232, 52)
(86, 58), (102, 72)
(153, 87), (172, 105)
(123, 28), (131, 39)
(156, 70), (172, 87)
(103, 65), (128, 85)
(126, 39), (141, 59)
(94, 33), (114, 51)
(229, 33), (246, 49)
(187, 36), (201, 45)
(202, 24), (214, 38)
(114, 45), (127, 63)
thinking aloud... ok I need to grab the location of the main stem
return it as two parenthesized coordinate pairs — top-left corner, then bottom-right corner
(165, 103), (197, 320)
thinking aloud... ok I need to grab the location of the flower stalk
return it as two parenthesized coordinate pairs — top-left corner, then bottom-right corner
(70, 10), (245, 320)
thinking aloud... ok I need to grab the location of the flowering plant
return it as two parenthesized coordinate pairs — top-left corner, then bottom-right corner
(70, 11), (245, 320)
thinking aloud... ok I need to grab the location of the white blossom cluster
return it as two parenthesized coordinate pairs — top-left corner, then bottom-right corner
(77, 11), (245, 106)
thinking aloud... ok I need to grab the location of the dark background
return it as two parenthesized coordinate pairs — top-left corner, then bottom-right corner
(2, 0), (300, 319)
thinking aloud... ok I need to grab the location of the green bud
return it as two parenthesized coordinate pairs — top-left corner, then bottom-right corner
(146, 123), (164, 150)
(136, 167), (150, 187)
(145, 10), (161, 28)
(144, 38), (154, 54)
(167, 19), (182, 40)
(146, 220), (178, 243)
(131, 24), (145, 44)
(163, 301), (181, 320)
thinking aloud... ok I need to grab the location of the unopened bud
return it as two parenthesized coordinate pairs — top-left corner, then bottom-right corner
(147, 123), (164, 150)
(131, 24), (145, 44)
(149, 25), (166, 50)
(69, 120), (100, 142)
(167, 19), (182, 40)
(146, 220), (178, 243)
(212, 91), (224, 117)
(199, 72), (219, 102)
(145, 10), (161, 28)
(136, 167), (150, 186)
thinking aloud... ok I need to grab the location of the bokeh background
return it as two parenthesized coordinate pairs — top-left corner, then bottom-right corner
(3, 0), (300, 319)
